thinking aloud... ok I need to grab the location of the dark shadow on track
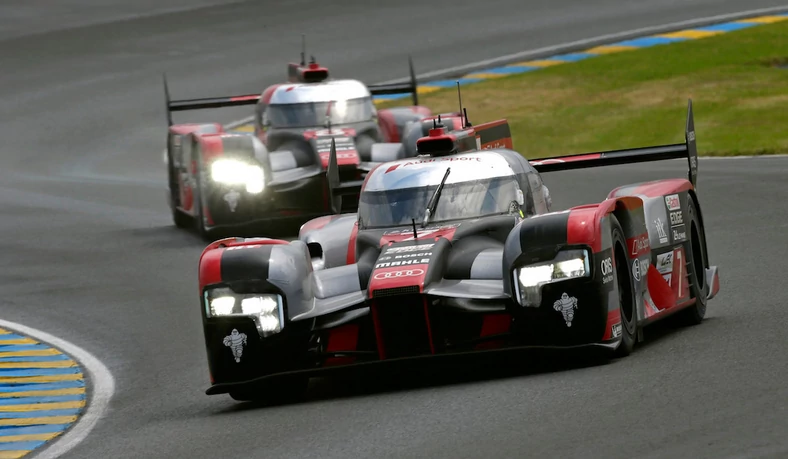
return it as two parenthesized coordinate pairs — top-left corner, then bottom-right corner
(209, 312), (716, 413)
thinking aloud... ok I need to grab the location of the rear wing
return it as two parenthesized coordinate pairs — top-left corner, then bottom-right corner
(529, 99), (698, 188)
(366, 56), (420, 106)
(326, 139), (364, 213)
(163, 74), (260, 126)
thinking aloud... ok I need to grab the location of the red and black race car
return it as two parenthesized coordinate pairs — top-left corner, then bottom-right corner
(163, 53), (466, 239)
(195, 100), (720, 403)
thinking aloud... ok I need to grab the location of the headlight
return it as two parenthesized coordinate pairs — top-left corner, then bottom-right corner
(210, 159), (265, 194)
(205, 287), (283, 336)
(514, 249), (590, 307)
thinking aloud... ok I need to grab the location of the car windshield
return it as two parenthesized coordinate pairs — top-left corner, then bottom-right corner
(358, 175), (521, 229)
(266, 97), (374, 129)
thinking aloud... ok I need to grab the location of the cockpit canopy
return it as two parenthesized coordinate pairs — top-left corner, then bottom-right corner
(358, 152), (526, 229)
(265, 80), (375, 129)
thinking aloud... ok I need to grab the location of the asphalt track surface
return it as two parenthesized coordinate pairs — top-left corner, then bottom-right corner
(1, 1), (787, 457)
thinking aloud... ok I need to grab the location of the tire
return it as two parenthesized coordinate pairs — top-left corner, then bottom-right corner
(229, 376), (309, 404)
(676, 193), (709, 326)
(194, 162), (217, 241)
(611, 215), (636, 357)
(167, 154), (192, 229)
(172, 208), (192, 229)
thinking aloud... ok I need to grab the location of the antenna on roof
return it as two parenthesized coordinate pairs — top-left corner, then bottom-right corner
(310, 55), (316, 64)
(437, 114), (442, 128)
(456, 81), (470, 129)
(300, 34), (306, 66)
(411, 219), (418, 240)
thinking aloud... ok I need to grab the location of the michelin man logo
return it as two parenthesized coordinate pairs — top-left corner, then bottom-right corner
(223, 329), (247, 363)
(224, 190), (240, 213)
(553, 293), (579, 327)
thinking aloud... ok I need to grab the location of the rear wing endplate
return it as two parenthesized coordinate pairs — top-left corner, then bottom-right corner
(163, 74), (260, 126)
(326, 139), (364, 213)
(366, 56), (420, 106)
(529, 99), (698, 188)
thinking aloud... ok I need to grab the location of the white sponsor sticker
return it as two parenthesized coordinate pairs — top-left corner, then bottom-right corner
(665, 194), (681, 211)
(656, 251), (674, 275)
(612, 323), (622, 338)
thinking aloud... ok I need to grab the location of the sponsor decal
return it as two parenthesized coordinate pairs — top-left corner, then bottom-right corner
(381, 225), (459, 244)
(392, 252), (432, 259)
(319, 151), (358, 160)
(600, 257), (614, 284)
(687, 131), (696, 142)
(482, 141), (507, 149)
(665, 194), (681, 211)
(374, 258), (431, 268)
(383, 243), (435, 253)
(373, 268), (425, 280)
(304, 128), (357, 138)
(224, 190), (240, 213)
(612, 322), (622, 338)
(656, 251), (674, 275)
(672, 225), (687, 242)
(630, 234), (650, 258)
(384, 156), (483, 173)
(223, 329), (247, 363)
(632, 257), (650, 282)
(669, 210), (683, 227)
(654, 218), (668, 244)
(553, 293), (578, 328)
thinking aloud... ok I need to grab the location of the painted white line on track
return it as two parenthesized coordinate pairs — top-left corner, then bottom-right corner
(0, 319), (115, 459)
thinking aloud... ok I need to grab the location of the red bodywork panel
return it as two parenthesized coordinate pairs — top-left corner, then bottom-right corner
(198, 237), (290, 292)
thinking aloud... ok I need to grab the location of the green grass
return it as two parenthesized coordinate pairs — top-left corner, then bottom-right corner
(379, 20), (788, 158)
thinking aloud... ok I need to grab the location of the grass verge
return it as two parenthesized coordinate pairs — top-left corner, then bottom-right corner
(379, 20), (788, 157)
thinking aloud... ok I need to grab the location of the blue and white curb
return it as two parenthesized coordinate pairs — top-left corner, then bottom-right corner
(0, 328), (86, 459)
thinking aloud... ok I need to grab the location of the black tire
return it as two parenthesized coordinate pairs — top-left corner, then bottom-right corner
(229, 376), (309, 404)
(172, 208), (192, 229)
(676, 193), (709, 326)
(194, 162), (217, 241)
(167, 153), (192, 229)
(611, 215), (636, 357)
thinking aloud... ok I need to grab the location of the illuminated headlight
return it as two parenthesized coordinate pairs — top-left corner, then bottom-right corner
(210, 159), (265, 194)
(205, 288), (283, 336)
(513, 249), (590, 307)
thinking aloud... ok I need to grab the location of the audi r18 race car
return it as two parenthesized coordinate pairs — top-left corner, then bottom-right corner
(164, 53), (464, 238)
(196, 100), (720, 402)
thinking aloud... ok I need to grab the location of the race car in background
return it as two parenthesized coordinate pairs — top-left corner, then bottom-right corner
(163, 53), (465, 238)
(196, 100), (720, 403)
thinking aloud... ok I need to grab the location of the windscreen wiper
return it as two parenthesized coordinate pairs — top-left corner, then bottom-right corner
(422, 167), (451, 227)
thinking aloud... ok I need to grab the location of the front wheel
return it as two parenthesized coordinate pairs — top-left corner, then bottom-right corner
(194, 164), (217, 241)
(610, 215), (636, 357)
(676, 193), (709, 326)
